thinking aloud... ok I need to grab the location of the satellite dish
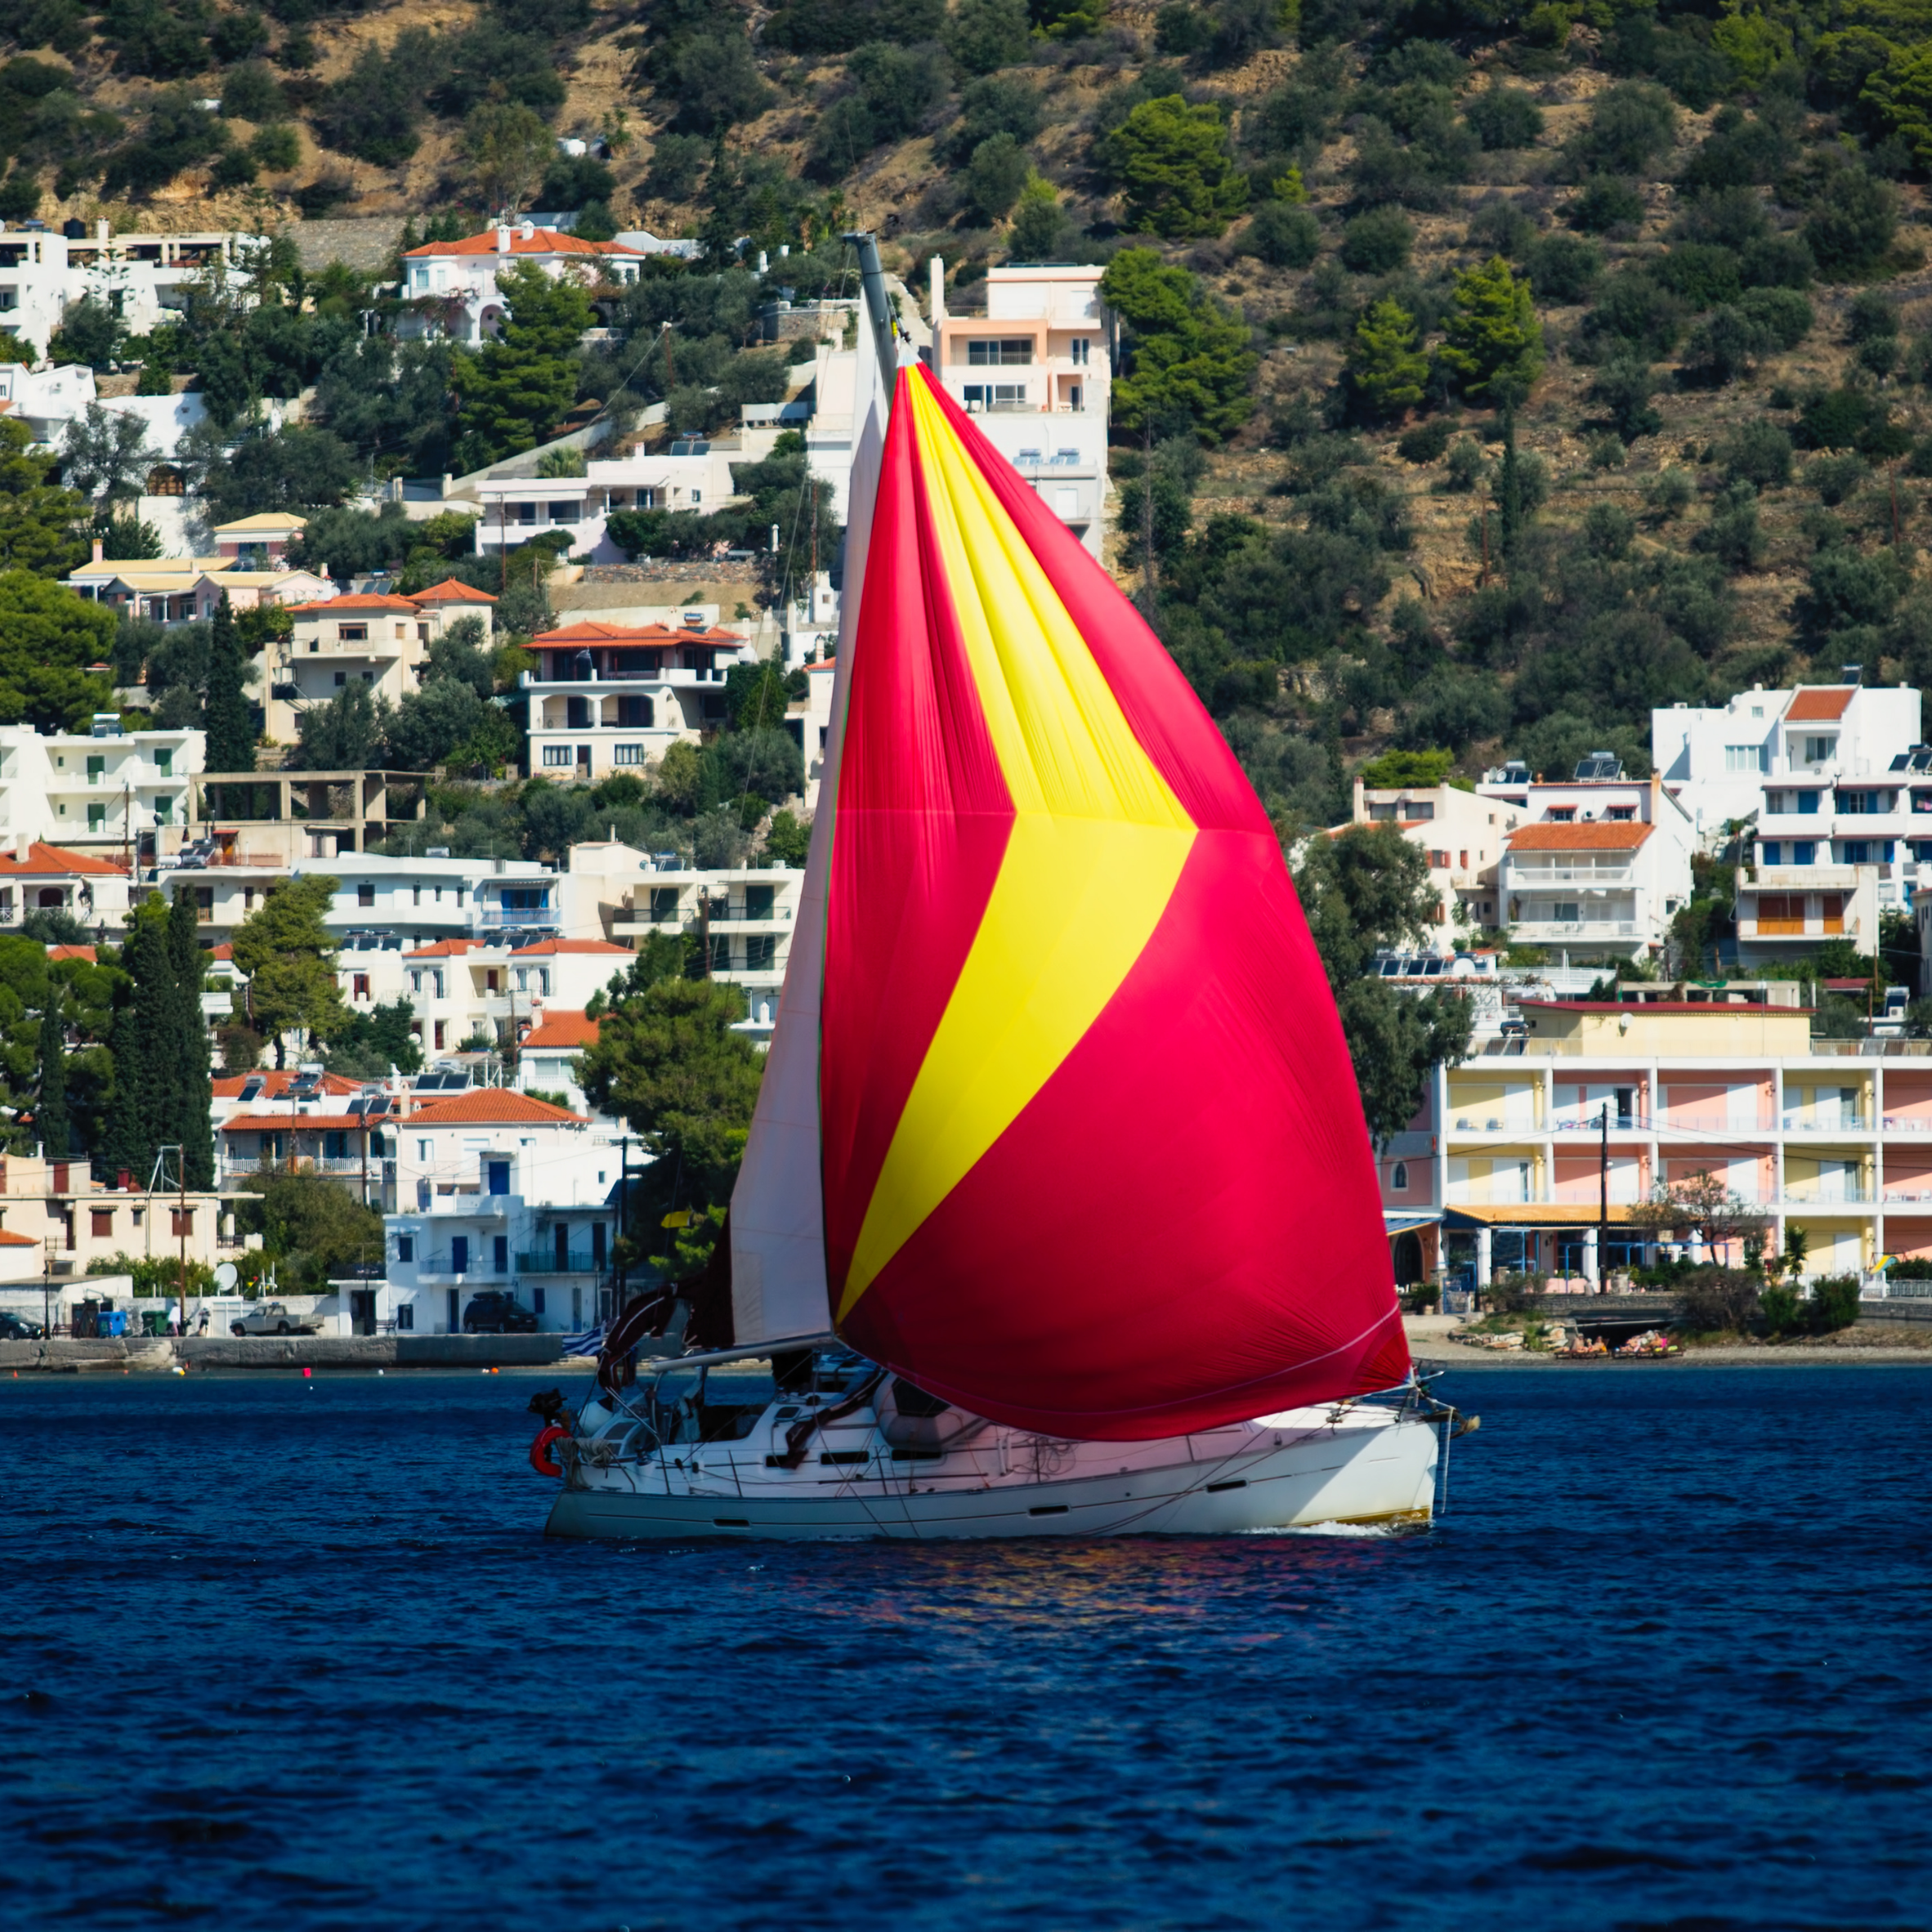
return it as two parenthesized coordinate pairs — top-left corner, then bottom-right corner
(214, 1263), (239, 1292)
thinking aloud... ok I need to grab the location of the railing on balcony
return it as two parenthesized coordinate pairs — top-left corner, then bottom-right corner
(1505, 867), (1637, 887)
(1782, 1114), (1869, 1131)
(1552, 1111), (1647, 1131)
(1782, 1186), (1876, 1204)
(1882, 1116), (1932, 1131)
(515, 1250), (603, 1273)
(221, 1155), (372, 1176)
(1508, 920), (1645, 939)
(1656, 1112), (1773, 1134)
(476, 906), (552, 927)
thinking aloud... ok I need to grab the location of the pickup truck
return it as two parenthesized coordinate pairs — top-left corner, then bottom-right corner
(230, 1301), (321, 1336)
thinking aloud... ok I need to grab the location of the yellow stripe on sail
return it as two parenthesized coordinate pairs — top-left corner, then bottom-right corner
(837, 380), (1196, 1321)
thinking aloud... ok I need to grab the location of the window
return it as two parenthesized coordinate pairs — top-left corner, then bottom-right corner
(357, 882), (375, 906)
(92, 1210), (113, 1237)
(87, 804), (105, 831)
(1392, 1162), (1409, 1192)
(86, 754), (104, 783)
(413, 886), (421, 906)
(244, 887), (255, 910)
(434, 1021), (447, 1049)
(493, 1234), (508, 1273)
(1605, 807), (1635, 821)
(397, 1234), (414, 1263)
(966, 338), (1033, 365)
(333, 672), (347, 686)
(613, 744), (643, 766)
(1546, 807), (1576, 822)
(592, 1223), (606, 1268)
(171, 1209), (194, 1236)
(548, 502), (575, 523)
(1429, 849), (1450, 869)
(417, 1140), (430, 1161)
(746, 934), (776, 970)
(338, 624), (367, 643)
(1839, 790), (1879, 815)
(155, 749), (171, 776)
(1071, 337), (1090, 365)
(396, 1303), (414, 1330)
(1793, 841), (1816, 865)
(542, 745), (573, 767)
(1762, 841), (1782, 865)
(962, 383), (1027, 410)
(1724, 745), (1763, 773)
(1796, 789), (1820, 813)
(1845, 840), (1872, 864)
(487, 1159), (509, 1196)
(452, 1235), (468, 1274)
(353, 973), (370, 1000)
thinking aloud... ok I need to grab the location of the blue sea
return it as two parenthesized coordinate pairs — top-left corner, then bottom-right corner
(2, 1364), (1928, 1931)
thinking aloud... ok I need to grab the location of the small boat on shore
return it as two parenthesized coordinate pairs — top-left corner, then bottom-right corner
(533, 237), (1452, 1540)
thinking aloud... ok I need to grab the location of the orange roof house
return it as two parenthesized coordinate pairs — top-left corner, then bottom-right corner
(1506, 823), (1655, 852)
(1785, 686), (1856, 722)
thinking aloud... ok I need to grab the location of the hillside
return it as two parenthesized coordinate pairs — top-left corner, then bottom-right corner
(5, 0), (1932, 838)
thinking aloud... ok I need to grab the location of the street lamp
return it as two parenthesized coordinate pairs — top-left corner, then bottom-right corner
(42, 1232), (57, 1341)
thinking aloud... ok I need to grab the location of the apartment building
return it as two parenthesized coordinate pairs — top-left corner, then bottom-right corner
(1483, 763), (1697, 959)
(217, 1085), (400, 1208)
(0, 841), (132, 932)
(522, 613), (755, 781)
(1655, 681), (1921, 836)
(65, 547), (332, 624)
(397, 222), (646, 346)
(460, 444), (739, 562)
(0, 222), (270, 358)
(382, 1089), (624, 1335)
(0, 1151), (237, 1283)
(263, 580), (498, 742)
(1348, 776), (1518, 946)
(927, 260), (1113, 559)
(0, 722), (201, 861)
(394, 936), (632, 1056)
(609, 860), (803, 1034)
(1384, 989), (1932, 1291)
(161, 852), (561, 946)
(789, 659), (835, 810)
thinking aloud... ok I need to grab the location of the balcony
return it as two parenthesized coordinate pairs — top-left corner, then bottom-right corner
(1505, 865), (1638, 888)
(1507, 919), (1645, 941)
(221, 1155), (372, 1176)
(1551, 1111), (1646, 1132)
(476, 905), (553, 928)
(1782, 1186), (1876, 1205)
(1782, 1114), (1869, 1132)
(521, 667), (729, 691)
(515, 1250), (603, 1274)
(1656, 1113), (1774, 1134)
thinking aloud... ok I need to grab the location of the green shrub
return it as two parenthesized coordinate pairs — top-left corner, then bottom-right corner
(1242, 200), (1320, 267)
(1524, 233), (1601, 303)
(1657, 244), (1742, 309)
(1716, 419), (1793, 488)
(1568, 81), (1678, 177)
(1465, 87), (1544, 151)
(1807, 451), (1870, 507)
(1737, 285), (1813, 351)
(1397, 417), (1454, 463)
(1848, 290), (1899, 342)
(1339, 206), (1414, 274)
(219, 58), (283, 122)
(1808, 1272), (1863, 1334)
(1570, 175), (1644, 235)
(249, 123), (298, 171)
(1444, 436), (1485, 490)
(1467, 199), (1536, 258)
(1801, 168), (1896, 280)
(1738, 235), (1814, 290)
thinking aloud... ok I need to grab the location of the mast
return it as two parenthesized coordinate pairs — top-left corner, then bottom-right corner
(844, 231), (901, 401)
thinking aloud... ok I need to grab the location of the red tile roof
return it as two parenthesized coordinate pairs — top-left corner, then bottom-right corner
(411, 579), (498, 605)
(531, 619), (744, 650)
(0, 1228), (36, 1246)
(208, 944), (234, 962)
(284, 595), (421, 615)
(0, 842), (127, 878)
(405, 229), (645, 260)
(1509, 822), (1654, 851)
(408, 1089), (588, 1126)
(1786, 686), (1854, 722)
(521, 1011), (601, 1049)
(405, 939), (476, 959)
(512, 938), (630, 956)
(46, 944), (97, 961)
(220, 1112), (373, 1134)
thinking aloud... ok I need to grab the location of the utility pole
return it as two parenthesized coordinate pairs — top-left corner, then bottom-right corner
(1599, 1102), (1610, 1295)
(615, 1135), (629, 1318)
(42, 1232), (55, 1342)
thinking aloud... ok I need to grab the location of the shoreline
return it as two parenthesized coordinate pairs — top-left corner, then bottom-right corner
(1403, 1313), (1932, 1367)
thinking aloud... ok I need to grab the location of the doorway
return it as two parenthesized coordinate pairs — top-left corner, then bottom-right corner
(349, 1289), (376, 1336)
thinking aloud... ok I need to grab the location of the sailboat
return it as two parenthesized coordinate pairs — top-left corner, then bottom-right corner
(536, 240), (1451, 1540)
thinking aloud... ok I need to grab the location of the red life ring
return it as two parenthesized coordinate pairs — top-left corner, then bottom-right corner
(529, 1424), (570, 1478)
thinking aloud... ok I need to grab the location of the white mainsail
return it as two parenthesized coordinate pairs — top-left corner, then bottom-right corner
(727, 257), (895, 1347)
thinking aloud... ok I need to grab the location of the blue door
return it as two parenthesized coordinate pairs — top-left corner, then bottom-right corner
(452, 1235), (469, 1274)
(486, 1161), (510, 1196)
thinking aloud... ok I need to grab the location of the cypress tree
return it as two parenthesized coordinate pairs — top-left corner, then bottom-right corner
(36, 1000), (68, 1161)
(101, 897), (172, 1186)
(167, 886), (214, 1187)
(204, 593), (253, 774)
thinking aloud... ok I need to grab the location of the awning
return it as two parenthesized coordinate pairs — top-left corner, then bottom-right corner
(1444, 1205), (1647, 1228)
(1382, 1210), (1441, 1234)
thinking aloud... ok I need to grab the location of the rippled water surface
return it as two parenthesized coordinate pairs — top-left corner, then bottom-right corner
(2, 1365), (1928, 1930)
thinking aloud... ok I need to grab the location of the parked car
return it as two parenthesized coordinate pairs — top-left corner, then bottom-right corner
(463, 1291), (537, 1335)
(0, 1311), (44, 1340)
(230, 1301), (320, 1337)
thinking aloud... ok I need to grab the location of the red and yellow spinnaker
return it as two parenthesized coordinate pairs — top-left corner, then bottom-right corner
(820, 365), (1407, 1438)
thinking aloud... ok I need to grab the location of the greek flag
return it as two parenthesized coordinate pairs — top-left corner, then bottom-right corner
(561, 1324), (605, 1358)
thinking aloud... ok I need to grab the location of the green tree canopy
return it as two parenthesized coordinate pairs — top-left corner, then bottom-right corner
(203, 592), (255, 772)
(1098, 95), (1248, 239)
(1347, 298), (1430, 418)
(579, 976), (765, 1205)
(1098, 248), (1257, 443)
(454, 262), (595, 470)
(0, 418), (91, 579)
(1438, 255), (1545, 402)
(0, 571), (116, 730)
(1290, 822), (1474, 1147)
(230, 874), (346, 1067)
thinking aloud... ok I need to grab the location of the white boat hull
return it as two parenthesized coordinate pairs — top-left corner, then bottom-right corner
(544, 1398), (1440, 1541)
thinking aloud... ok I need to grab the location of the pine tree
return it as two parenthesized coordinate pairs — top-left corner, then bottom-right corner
(203, 592), (253, 774)
(1346, 299), (1430, 418)
(1498, 405), (1525, 554)
(167, 887), (214, 1187)
(36, 999), (68, 1160)
(1438, 255), (1545, 402)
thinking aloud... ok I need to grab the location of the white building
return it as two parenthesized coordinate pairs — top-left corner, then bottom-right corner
(381, 1088), (625, 1335)
(398, 222), (646, 347)
(1655, 682), (1922, 838)
(927, 260), (1114, 560)
(1483, 768), (1697, 959)
(458, 443), (739, 564)
(65, 543), (331, 625)
(0, 223), (269, 359)
(263, 579), (498, 742)
(1348, 776), (1520, 946)
(522, 612), (756, 782)
(515, 1010), (599, 1114)
(788, 659), (835, 811)
(0, 721), (202, 859)
(0, 839), (132, 931)
(394, 935), (633, 1057)
(609, 860), (804, 1034)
